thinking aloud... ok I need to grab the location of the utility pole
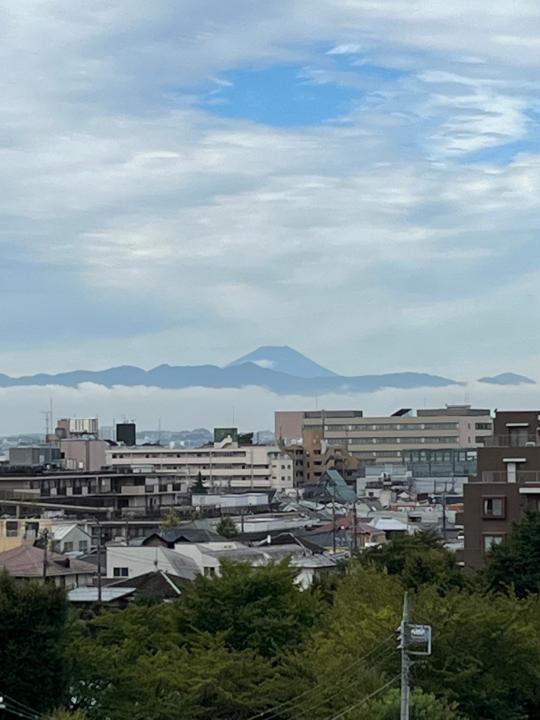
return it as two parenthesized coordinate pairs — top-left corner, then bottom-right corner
(400, 592), (410, 720)
(95, 518), (103, 605)
(441, 484), (447, 541)
(41, 528), (49, 582)
(352, 502), (358, 553)
(399, 592), (432, 720)
(331, 480), (337, 554)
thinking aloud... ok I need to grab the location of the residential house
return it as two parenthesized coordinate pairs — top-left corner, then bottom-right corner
(0, 545), (96, 588)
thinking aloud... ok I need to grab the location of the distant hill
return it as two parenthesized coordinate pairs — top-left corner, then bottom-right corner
(0, 346), (459, 395)
(478, 373), (536, 386)
(228, 345), (337, 378)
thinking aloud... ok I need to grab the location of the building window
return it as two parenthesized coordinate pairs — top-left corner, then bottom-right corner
(64, 542), (74, 552)
(5, 521), (18, 538)
(113, 567), (129, 577)
(483, 535), (505, 553)
(78, 540), (89, 553)
(204, 567), (216, 577)
(482, 497), (506, 519)
(476, 423), (491, 430)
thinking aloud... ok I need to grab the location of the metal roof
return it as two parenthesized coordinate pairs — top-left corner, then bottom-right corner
(68, 587), (136, 603)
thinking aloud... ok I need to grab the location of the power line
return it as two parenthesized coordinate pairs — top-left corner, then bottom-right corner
(0, 692), (42, 720)
(319, 673), (400, 720)
(243, 634), (395, 720)
(291, 642), (396, 720)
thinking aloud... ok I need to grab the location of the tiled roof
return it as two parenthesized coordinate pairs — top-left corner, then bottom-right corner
(0, 545), (96, 578)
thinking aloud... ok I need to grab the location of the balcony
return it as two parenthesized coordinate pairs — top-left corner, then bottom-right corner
(481, 471), (540, 483)
(482, 435), (540, 448)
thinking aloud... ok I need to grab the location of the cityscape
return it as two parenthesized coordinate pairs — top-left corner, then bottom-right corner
(3, 2), (540, 720)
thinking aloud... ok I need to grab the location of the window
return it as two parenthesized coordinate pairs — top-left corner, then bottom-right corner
(5, 521), (18, 537)
(113, 567), (129, 577)
(78, 540), (89, 553)
(482, 496), (506, 519)
(204, 567), (216, 577)
(63, 541), (74, 552)
(476, 423), (491, 430)
(483, 535), (505, 553)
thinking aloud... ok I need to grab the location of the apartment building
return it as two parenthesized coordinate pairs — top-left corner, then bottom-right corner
(461, 410), (540, 568)
(276, 406), (492, 466)
(106, 436), (293, 492)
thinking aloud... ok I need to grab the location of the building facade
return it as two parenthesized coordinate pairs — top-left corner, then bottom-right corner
(276, 406), (492, 466)
(461, 410), (540, 568)
(105, 438), (293, 492)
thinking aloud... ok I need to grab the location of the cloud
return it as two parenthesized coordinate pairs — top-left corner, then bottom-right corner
(1, 0), (540, 404)
(2, 381), (540, 436)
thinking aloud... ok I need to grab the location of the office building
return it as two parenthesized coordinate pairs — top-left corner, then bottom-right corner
(276, 406), (492, 465)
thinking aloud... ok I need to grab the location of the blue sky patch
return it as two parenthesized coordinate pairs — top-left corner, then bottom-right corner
(197, 64), (360, 127)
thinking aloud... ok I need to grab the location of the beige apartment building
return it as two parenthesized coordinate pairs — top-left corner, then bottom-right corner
(106, 437), (293, 492)
(276, 406), (493, 466)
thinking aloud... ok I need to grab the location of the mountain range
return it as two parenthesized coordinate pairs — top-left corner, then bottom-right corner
(0, 346), (535, 395)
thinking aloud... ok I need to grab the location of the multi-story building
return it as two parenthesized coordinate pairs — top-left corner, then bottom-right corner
(276, 406), (492, 466)
(106, 435), (293, 492)
(461, 410), (540, 568)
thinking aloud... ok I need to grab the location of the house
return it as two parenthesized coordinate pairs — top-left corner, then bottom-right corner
(370, 516), (411, 540)
(68, 586), (137, 608)
(299, 517), (386, 552)
(109, 569), (190, 601)
(0, 545), (96, 589)
(138, 527), (224, 548)
(52, 523), (92, 555)
(0, 517), (53, 554)
(106, 545), (199, 582)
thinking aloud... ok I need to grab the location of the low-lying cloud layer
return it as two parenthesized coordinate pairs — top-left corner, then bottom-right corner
(2, 382), (539, 437)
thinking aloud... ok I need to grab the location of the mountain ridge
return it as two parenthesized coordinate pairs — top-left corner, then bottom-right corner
(0, 347), (533, 395)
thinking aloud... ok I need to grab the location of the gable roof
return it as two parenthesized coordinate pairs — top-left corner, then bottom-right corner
(109, 570), (189, 598)
(0, 545), (96, 578)
(139, 527), (224, 547)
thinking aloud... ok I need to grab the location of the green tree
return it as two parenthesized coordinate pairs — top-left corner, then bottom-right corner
(370, 689), (464, 719)
(191, 471), (207, 495)
(485, 511), (540, 597)
(0, 570), (70, 714)
(160, 508), (183, 529)
(175, 561), (321, 657)
(67, 603), (291, 720)
(361, 531), (465, 592)
(216, 516), (238, 538)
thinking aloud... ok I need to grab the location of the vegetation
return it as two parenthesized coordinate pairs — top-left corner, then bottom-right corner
(216, 515), (239, 538)
(160, 508), (183, 528)
(191, 471), (207, 494)
(485, 510), (540, 597)
(5, 516), (540, 719)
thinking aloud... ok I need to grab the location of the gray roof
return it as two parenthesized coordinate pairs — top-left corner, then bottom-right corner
(68, 587), (136, 603)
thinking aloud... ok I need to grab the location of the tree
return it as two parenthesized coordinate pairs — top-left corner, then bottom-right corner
(175, 561), (321, 657)
(485, 511), (540, 597)
(216, 516), (238, 538)
(361, 531), (465, 592)
(191, 471), (207, 494)
(160, 508), (183, 529)
(0, 570), (70, 714)
(370, 689), (464, 719)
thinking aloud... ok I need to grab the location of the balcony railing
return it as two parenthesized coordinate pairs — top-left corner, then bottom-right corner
(481, 471), (540, 483)
(482, 435), (540, 448)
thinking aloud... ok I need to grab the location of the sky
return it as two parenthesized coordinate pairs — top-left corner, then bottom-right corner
(2, 1), (540, 431)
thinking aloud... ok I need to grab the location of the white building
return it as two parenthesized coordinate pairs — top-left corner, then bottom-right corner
(106, 540), (336, 588)
(51, 523), (92, 555)
(106, 437), (293, 492)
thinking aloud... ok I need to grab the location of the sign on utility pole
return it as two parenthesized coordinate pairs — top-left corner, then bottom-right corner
(399, 592), (432, 720)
